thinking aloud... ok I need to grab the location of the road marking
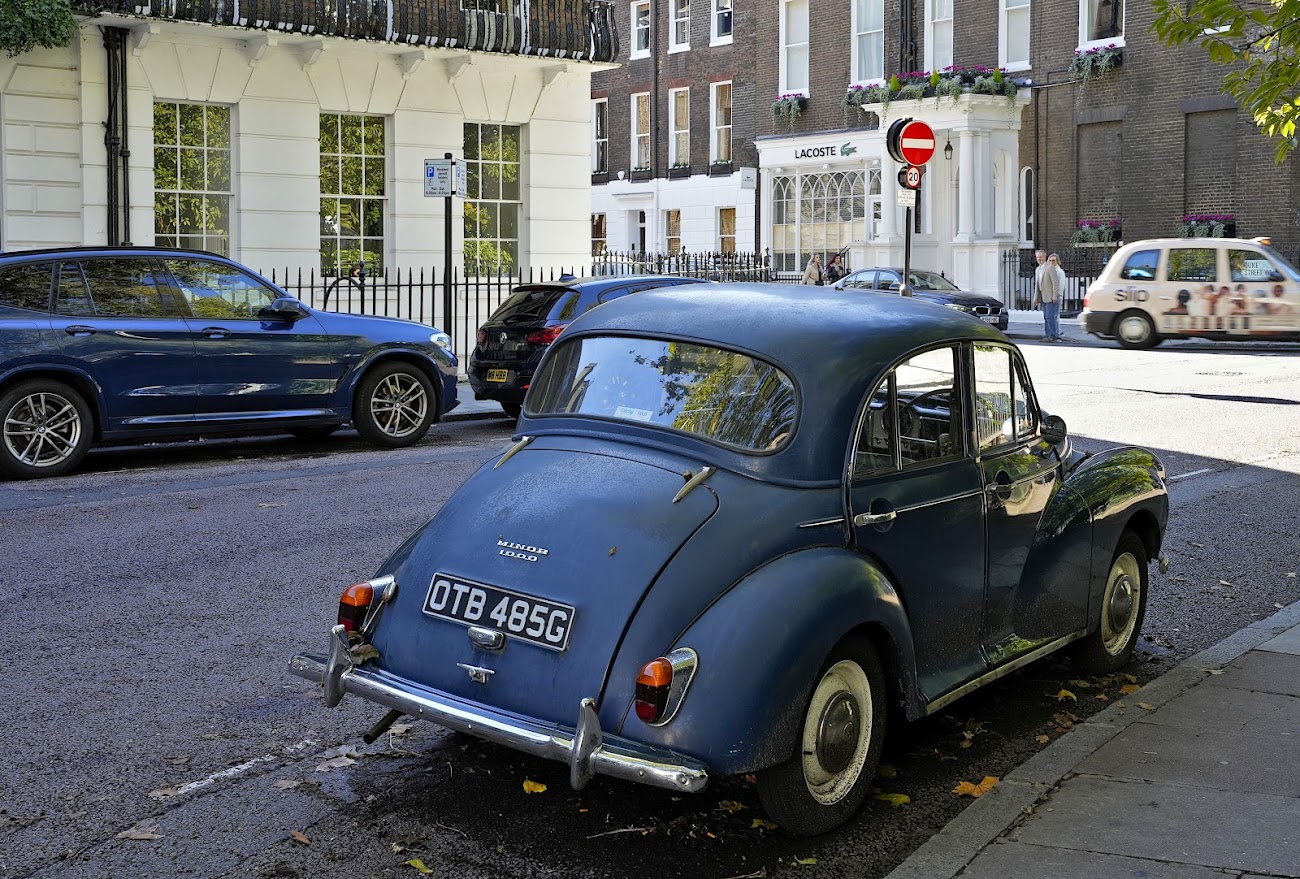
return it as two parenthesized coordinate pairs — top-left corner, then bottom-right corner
(170, 755), (279, 798)
(1169, 467), (1213, 481)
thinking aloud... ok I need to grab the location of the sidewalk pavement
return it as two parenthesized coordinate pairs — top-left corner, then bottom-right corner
(887, 599), (1300, 879)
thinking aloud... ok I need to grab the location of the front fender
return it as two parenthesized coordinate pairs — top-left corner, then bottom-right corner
(1064, 447), (1169, 625)
(614, 548), (922, 776)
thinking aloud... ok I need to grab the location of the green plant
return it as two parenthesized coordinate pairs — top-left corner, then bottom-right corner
(888, 74), (902, 92)
(1, 0), (76, 56)
(1071, 218), (1122, 246)
(1178, 212), (1234, 237)
(972, 75), (998, 95)
(770, 92), (807, 131)
(929, 70), (941, 89)
(1069, 44), (1123, 83)
(897, 81), (927, 100)
(938, 76), (965, 100)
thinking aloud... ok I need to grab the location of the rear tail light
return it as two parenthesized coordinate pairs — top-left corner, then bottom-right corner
(337, 582), (375, 633)
(1083, 289), (1091, 309)
(635, 659), (673, 722)
(525, 323), (569, 346)
(633, 649), (698, 725)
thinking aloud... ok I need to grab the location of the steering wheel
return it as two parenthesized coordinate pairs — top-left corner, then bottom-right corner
(895, 388), (949, 436)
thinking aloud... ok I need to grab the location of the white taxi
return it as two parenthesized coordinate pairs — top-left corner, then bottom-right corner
(1081, 237), (1300, 348)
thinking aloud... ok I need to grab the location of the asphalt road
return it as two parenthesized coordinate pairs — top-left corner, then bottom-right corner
(1, 336), (1297, 879)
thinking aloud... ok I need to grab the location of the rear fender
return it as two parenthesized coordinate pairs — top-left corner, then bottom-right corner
(615, 548), (922, 776)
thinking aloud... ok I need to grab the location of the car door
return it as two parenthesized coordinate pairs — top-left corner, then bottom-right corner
(839, 270), (876, 290)
(164, 257), (338, 418)
(971, 342), (1083, 664)
(50, 258), (199, 431)
(848, 344), (988, 701)
(875, 271), (903, 293)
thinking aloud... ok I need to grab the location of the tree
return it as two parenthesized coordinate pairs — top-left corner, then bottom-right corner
(0, 0), (76, 56)
(1152, 0), (1300, 162)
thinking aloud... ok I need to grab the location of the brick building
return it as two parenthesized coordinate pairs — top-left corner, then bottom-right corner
(593, 0), (1300, 292)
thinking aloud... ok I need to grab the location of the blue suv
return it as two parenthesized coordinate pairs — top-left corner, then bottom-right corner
(0, 247), (459, 479)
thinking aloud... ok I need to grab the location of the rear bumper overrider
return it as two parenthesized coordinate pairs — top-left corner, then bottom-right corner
(288, 625), (709, 794)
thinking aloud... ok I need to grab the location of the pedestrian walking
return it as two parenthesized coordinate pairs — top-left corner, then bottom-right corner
(802, 254), (825, 286)
(1033, 249), (1063, 341)
(825, 253), (846, 285)
(1049, 253), (1067, 340)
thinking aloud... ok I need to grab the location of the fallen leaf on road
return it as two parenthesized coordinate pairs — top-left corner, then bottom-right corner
(1189, 542), (1204, 547)
(1036, 735), (1050, 744)
(1219, 580), (1234, 588)
(1095, 694), (1109, 702)
(1137, 702), (1156, 711)
(751, 818), (779, 830)
(743, 774), (757, 784)
(1276, 604), (1285, 609)
(1119, 683), (1141, 695)
(289, 830), (310, 845)
(796, 856), (818, 865)
(1207, 669), (1224, 675)
(953, 776), (999, 798)
(873, 793), (910, 806)
(257, 502), (288, 508)
(876, 764), (897, 779)
(315, 755), (356, 772)
(274, 779), (301, 790)
(718, 800), (746, 812)
(146, 786), (178, 801)
(1068, 679), (1093, 689)
(390, 722), (414, 737)
(522, 779), (547, 794)
(404, 859), (434, 874)
(116, 820), (162, 840)
(1286, 572), (1296, 578)
(163, 755), (191, 766)
(1055, 689), (1077, 702)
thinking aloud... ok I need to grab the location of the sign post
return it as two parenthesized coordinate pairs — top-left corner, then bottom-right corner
(425, 154), (466, 330)
(886, 118), (935, 296)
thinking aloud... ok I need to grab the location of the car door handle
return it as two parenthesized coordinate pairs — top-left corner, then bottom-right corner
(853, 510), (897, 526)
(64, 325), (97, 336)
(985, 471), (1014, 497)
(200, 326), (231, 339)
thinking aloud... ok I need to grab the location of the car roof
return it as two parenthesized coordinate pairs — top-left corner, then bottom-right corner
(532, 282), (1009, 485)
(512, 275), (711, 292)
(0, 245), (230, 261)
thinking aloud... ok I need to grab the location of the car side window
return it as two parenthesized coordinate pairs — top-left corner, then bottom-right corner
(973, 344), (1037, 451)
(877, 272), (902, 292)
(1167, 248), (1218, 283)
(1228, 249), (1281, 283)
(166, 259), (280, 318)
(844, 271), (875, 289)
(55, 259), (178, 317)
(854, 345), (962, 477)
(0, 262), (54, 312)
(1119, 249), (1160, 281)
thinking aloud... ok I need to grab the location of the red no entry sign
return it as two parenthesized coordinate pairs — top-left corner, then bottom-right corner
(897, 120), (936, 165)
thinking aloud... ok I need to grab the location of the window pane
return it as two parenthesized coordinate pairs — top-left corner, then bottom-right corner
(154, 103), (232, 254)
(80, 259), (175, 318)
(1167, 248), (1217, 283)
(0, 263), (53, 311)
(464, 123), (522, 275)
(854, 374), (895, 476)
(974, 344), (1015, 450)
(1119, 249), (1159, 281)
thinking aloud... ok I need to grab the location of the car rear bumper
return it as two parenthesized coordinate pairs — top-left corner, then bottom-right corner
(289, 626), (709, 794)
(1082, 310), (1114, 335)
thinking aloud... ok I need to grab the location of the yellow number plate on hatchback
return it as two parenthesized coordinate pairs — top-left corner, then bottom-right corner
(486, 369), (510, 383)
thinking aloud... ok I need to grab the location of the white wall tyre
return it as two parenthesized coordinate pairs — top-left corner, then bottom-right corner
(353, 362), (437, 448)
(0, 379), (94, 480)
(756, 637), (886, 835)
(1072, 532), (1149, 673)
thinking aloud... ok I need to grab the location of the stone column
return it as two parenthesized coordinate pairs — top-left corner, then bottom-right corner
(957, 128), (975, 240)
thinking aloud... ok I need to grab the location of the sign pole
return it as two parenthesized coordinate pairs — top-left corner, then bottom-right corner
(443, 151), (454, 332)
(903, 204), (913, 297)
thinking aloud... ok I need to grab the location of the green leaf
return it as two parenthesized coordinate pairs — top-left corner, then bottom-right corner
(0, 0), (76, 56)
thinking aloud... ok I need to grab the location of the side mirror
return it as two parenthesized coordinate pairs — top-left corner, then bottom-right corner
(1041, 413), (1068, 445)
(263, 297), (305, 321)
(1269, 270), (1285, 282)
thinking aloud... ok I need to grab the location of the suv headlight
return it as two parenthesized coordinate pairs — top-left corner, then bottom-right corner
(945, 303), (973, 313)
(430, 331), (453, 350)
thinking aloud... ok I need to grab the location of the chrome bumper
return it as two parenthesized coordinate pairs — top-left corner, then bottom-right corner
(289, 625), (709, 794)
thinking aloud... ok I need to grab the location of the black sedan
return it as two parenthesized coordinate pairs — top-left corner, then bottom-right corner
(833, 267), (1009, 330)
(468, 275), (710, 418)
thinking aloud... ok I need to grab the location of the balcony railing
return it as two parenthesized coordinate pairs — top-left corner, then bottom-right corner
(80, 0), (619, 62)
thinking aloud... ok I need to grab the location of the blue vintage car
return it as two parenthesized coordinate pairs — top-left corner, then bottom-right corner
(0, 247), (458, 479)
(290, 283), (1168, 835)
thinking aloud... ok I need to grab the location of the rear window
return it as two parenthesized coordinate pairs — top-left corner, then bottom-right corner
(1119, 249), (1159, 281)
(0, 262), (53, 312)
(526, 335), (798, 453)
(492, 286), (578, 323)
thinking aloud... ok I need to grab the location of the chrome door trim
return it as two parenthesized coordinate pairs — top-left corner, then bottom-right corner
(799, 516), (846, 529)
(923, 630), (1087, 716)
(891, 487), (985, 515)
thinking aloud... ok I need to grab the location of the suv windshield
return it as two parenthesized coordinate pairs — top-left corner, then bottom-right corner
(527, 336), (798, 452)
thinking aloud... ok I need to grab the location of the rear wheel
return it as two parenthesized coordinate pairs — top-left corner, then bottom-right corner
(353, 362), (437, 448)
(500, 400), (522, 420)
(1072, 532), (1149, 673)
(1114, 311), (1162, 350)
(757, 637), (886, 835)
(0, 379), (94, 479)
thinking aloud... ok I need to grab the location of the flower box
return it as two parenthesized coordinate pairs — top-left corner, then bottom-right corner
(770, 93), (808, 131)
(667, 165), (691, 179)
(1070, 45), (1123, 84)
(843, 67), (1018, 112)
(629, 168), (653, 182)
(708, 161), (734, 176)
(1071, 218), (1122, 247)
(1178, 213), (1235, 238)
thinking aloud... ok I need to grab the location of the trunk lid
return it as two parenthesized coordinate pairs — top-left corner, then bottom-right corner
(370, 441), (718, 725)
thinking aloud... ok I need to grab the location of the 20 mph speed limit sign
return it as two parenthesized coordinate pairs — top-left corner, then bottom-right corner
(899, 165), (923, 189)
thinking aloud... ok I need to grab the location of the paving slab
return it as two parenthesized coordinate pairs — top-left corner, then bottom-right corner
(1075, 710), (1300, 797)
(1204, 650), (1300, 698)
(958, 839), (1235, 879)
(1122, 676), (1293, 729)
(1257, 623), (1300, 656)
(1010, 775), (1300, 877)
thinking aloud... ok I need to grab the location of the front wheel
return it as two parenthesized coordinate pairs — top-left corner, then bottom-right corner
(353, 362), (437, 448)
(757, 638), (886, 835)
(1072, 532), (1149, 673)
(1114, 311), (1162, 350)
(0, 379), (94, 479)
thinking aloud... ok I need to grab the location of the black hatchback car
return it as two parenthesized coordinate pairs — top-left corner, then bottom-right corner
(468, 275), (710, 417)
(832, 267), (1009, 330)
(0, 247), (459, 479)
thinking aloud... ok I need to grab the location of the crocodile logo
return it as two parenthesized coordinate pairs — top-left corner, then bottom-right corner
(840, 143), (858, 156)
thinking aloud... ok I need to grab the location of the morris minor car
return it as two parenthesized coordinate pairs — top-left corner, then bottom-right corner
(290, 283), (1168, 835)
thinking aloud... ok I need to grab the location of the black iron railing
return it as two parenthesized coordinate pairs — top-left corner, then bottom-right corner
(81, 0), (619, 62)
(1000, 248), (1116, 316)
(591, 251), (802, 283)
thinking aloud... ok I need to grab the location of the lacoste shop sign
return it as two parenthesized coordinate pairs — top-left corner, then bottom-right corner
(787, 141), (865, 162)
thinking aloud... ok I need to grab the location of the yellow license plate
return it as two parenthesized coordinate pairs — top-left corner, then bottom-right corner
(486, 369), (510, 383)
